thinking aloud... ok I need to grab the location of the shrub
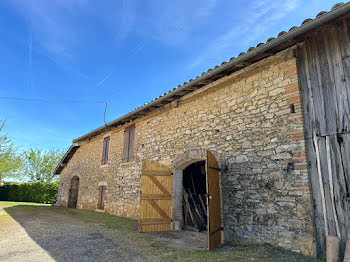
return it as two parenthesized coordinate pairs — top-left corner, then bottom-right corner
(0, 182), (58, 204)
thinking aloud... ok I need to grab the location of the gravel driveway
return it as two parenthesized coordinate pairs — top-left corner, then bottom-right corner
(0, 202), (317, 262)
(0, 207), (147, 262)
(0, 203), (207, 262)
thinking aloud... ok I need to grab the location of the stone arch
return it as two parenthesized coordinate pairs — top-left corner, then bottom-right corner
(172, 148), (207, 228)
(68, 176), (80, 208)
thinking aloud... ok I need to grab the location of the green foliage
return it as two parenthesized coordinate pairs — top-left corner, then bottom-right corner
(0, 182), (58, 204)
(0, 120), (21, 182)
(21, 148), (64, 182)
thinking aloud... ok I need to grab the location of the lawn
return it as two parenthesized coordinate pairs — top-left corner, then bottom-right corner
(0, 201), (320, 262)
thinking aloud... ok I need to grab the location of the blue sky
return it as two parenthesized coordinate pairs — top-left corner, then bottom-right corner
(0, 0), (338, 152)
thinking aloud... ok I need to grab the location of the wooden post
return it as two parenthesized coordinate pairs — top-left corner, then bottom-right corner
(326, 236), (340, 262)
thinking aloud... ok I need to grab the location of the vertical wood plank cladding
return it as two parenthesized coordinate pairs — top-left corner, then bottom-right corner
(339, 133), (350, 243)
(297, 43), (315, 139)
(297, 20), (350, 257)
(337, 20), (350, 132)
(328, 26), (350, 132)
(317, 29), (338, 136)
(138, 160), (172, 232)
(329, 135), (348, 251)
(340, 133), (350, 193)
(317, 136), (337, 237)
(305, 138), (326, 254)
(306, 36), (326, 136)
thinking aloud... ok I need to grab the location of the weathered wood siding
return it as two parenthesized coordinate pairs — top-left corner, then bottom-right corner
(297, 19), (350, 257)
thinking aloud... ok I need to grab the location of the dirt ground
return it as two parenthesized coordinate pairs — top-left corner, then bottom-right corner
(0, 202), (318, 262)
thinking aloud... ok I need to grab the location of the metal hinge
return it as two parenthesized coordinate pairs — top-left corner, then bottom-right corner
(210, 227), (224, 236)
(209, 166), (221, 171)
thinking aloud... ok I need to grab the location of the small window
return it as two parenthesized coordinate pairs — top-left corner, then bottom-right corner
(101, 136), (110, 165)
(123, 125), (135, 162)
(97, 185), (106, 210)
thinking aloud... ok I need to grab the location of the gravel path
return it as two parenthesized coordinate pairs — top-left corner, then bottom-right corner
(0, 205), (206, 262)
(0, 203), (318, 262)
(0, 207), (147, 262)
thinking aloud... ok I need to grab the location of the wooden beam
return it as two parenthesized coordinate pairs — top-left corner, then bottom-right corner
(147, 199), (170, 219)
(143, 170), (172, 176)
(148, 176), (171, 195)
(138, 218), (171, 225)
(140, 194), (171, 200)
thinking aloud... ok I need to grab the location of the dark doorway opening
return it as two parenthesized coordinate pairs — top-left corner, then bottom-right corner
(182, 161), (207, 232)
(68, 176), (79, 208)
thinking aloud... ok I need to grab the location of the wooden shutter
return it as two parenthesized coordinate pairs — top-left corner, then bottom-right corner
(206, 150), (222, 250)
(98, 185), (106, 210)
(123, 128), (130, 162)
(138, 160), (172, 232)
(102, 136), (110, 165)
(128, 125), (135, 161)
(123, 125), (135, 162)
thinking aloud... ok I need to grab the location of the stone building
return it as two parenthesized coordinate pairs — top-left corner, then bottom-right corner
(55, 3), (350, 257)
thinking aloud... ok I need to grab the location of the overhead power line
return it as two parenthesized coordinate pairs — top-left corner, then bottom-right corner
(0, 96), (105, 104)
(0, 96), (108, 126)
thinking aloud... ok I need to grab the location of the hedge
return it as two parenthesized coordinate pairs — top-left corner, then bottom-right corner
(0, 182), (58, 204)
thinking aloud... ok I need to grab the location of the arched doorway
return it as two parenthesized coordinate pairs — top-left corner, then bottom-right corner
(172, 150), (223, 250)
(68, 176), (79, 208)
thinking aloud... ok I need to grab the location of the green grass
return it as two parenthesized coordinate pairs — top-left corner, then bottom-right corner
(0, 201), (50, 208)
(52, 206), (138, 232)
(160, 244), (319, 262)
(0, 201), (320, 262)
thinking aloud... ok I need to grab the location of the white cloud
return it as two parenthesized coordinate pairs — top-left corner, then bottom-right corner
(187, 0), (299, 70)
(197, 0), (217, 17)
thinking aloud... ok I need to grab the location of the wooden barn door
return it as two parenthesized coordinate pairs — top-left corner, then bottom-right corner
(138, 160), (172, 232)
(206, 150), (222, 250)
(297, 21), (350, 257)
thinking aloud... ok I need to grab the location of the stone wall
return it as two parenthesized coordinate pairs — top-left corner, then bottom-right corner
(57, 47), (314, 255)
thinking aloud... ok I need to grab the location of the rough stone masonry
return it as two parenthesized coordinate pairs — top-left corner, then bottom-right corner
(57, 47), (314, 255)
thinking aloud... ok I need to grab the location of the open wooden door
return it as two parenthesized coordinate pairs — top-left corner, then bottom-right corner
(138, 160), (172, 232)
(206, 150), (222, 250)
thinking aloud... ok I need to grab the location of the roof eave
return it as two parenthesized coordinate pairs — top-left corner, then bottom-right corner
(54, 143), (80, 174)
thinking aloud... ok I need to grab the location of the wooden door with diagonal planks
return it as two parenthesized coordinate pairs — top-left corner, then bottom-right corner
(138, 160), (172, 232)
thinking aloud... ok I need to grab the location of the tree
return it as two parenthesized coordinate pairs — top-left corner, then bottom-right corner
(0, 120), (21, 183)
(21, 148), (64, 182)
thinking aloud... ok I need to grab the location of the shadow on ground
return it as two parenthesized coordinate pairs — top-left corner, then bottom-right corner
(0, 204), (206, 262)
(1, 205), (146, 262)
(0, 203), (319, 262)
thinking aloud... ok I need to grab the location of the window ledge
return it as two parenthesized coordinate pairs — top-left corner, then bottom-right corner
(120, 160), (136, 166)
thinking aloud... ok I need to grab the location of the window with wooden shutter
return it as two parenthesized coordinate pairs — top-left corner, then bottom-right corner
(101, 136), (110, 165)
(123, 125), (135, 162)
